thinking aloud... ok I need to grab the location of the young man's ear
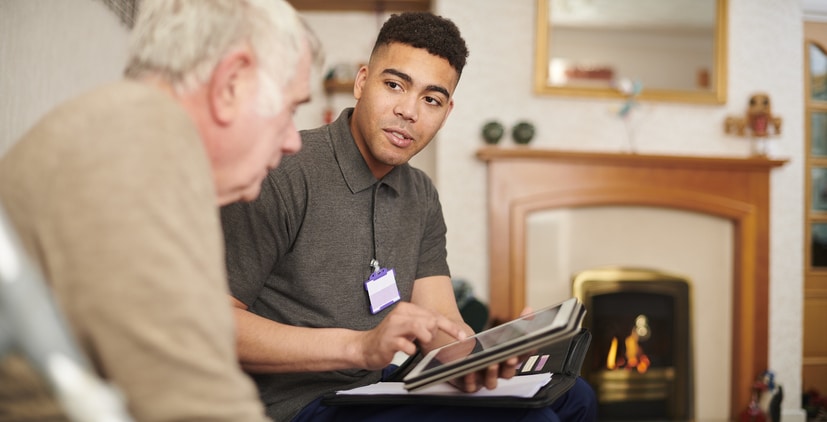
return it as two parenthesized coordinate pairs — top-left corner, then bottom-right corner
(352, 65), (368, 101)
(209, 46), (255, 125)
(439, 99), (455, 130)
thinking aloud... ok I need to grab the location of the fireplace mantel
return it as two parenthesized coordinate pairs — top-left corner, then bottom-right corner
(477, 147), (787, 420)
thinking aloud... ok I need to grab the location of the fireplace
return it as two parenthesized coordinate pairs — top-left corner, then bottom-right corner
(477, 147), (786, 420)
(573, 267), (693, 421)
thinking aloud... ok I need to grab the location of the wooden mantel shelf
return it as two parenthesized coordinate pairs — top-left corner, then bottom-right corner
(476, 146), (788, 171)
(477, 146), (787, 420)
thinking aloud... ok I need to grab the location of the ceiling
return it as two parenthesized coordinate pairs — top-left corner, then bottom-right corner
(286, 0), (431, 12)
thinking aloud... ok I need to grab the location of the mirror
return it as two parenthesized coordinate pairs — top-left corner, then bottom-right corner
(534, 0), (727, 104)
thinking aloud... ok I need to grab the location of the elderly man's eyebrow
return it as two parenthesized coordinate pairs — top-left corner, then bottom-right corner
(382, 68), (451, 100)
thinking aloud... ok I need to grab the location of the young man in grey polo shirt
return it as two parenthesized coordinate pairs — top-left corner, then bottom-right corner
(221, 12), (597, 422)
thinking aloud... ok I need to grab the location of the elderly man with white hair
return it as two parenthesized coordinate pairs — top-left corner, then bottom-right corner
(0, 1), (320, 420)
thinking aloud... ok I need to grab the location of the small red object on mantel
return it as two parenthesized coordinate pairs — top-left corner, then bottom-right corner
(739, 381), (768, 422)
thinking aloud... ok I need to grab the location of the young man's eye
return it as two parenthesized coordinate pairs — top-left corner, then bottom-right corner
(386, 81), (401, 90)
(424, 96), (442, 107)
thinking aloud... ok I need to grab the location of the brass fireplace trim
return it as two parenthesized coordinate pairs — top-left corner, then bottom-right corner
(572, 266), (694, 303)
(598, 367), (676, 402)
(572, 266), (694, 420)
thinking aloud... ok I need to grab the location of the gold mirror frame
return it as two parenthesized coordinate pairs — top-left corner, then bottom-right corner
(533, 0), (728, 104)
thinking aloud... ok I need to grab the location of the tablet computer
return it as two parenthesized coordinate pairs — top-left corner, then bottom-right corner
(403, 297), (585, 392)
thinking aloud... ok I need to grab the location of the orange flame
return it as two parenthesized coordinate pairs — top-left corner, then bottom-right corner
(606, 327), (650, 374)
(606, 337), (618, 370)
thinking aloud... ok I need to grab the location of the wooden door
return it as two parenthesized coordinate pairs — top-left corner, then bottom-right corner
(803, 20), (827, 398)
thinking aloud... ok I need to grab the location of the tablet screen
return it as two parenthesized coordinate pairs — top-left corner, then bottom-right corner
(415, 304), (564, 375)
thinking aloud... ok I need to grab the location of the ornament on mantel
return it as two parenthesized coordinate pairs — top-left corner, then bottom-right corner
(724, 92), (782, 156)
(511, 121), (536, 145)
(612, 79), (643, 153)
(481, 120), (505, 145)
(739, 370), (783, 422)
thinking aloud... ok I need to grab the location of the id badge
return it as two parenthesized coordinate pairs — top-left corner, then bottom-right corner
(364, 267), (401, 314)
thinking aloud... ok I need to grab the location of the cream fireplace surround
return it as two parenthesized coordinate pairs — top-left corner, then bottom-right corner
(477, 147), (786, 421)
(527, 207), (732, 419)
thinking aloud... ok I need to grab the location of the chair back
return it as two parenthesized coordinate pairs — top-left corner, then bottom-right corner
(0, 203), (134, 422)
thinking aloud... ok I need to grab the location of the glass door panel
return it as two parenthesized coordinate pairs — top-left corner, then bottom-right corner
(810, 43), (827, 101)
(812, 111), (827, 156)
(812, 223), (827, 268)
(811, 167), (827, 211)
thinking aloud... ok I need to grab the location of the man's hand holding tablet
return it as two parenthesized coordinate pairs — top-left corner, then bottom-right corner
(403, 298), (586, 392)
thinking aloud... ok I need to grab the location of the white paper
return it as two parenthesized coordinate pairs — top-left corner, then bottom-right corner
(335, 373), (553, 398)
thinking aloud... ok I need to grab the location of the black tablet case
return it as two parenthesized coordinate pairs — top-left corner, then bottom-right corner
(321, 328), (591, 409)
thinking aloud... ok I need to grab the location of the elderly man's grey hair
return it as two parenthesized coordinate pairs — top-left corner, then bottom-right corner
(124, 0), (321, 116)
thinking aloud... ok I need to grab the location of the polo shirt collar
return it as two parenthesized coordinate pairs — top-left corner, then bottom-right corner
(330, 108), (404, 194)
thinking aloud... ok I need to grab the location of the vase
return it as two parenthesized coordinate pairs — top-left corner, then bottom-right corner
(512, 121), (535, 145)
(481, 120), (504, 145)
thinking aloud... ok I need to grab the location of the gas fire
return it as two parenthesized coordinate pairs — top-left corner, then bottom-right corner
(606, 314), (651, 374)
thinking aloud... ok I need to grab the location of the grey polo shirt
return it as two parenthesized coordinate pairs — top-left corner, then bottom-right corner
(221, 108), (451, 421)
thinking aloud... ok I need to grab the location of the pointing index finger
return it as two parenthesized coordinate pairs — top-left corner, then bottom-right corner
(436, 315), (467, 341)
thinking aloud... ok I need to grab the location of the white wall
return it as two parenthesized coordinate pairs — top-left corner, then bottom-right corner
(803, 0), (827, 22)
(0, 0), (129, 154)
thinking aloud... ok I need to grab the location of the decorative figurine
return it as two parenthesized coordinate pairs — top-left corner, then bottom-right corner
(757, 371), (783, 422)
(725, 93), (783, 137)
(724, 92), (783, 156)
(739, 370), (784, 422)
(739, 380), (768, 422)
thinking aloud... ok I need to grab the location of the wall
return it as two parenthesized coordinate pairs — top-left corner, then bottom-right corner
(0, 0), (129, 154)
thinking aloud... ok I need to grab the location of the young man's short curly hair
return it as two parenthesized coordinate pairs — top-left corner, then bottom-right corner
(372, 12), (469, 77)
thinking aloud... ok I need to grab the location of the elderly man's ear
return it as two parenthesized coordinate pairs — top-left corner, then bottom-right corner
(208, 46), (257, 125)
